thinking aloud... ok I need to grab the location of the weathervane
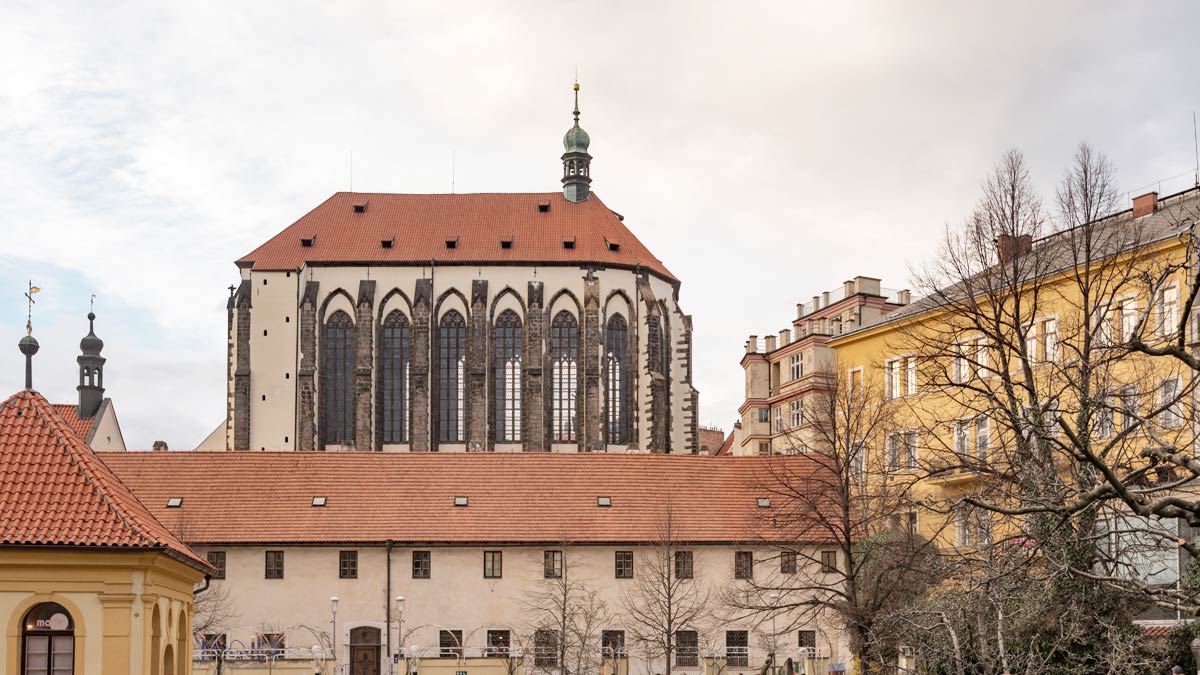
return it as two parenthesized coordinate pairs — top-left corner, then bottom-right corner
(24, 281), (41, 336)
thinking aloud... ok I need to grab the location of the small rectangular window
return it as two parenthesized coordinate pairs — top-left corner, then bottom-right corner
(605, 238), (620, 252)
(756, 497), (771, 508)
(412, 551), (431, 579)
(781, 551), (797, 574)
(500, 239), (514, 250)
(484, 550), (503, 579)
(758, 441), (770, 456)
(562, 238), (576, 250)
(615, 551), (634, 578)
(353, 202), (367, 213)
(602, 630), (626, 657)
(311, 496), (327, 507)
(820, 550), (837, 573)
(798, 630), (817, 652)
(734, 551), (753, 579)
(676, 630), (699, 667)
(454, 496), (469, 507)
(207, 551), (227, 579)
(445, 238), (459, 250)
(166, 497), (183, 508)
(758, 408), (769, 423)
(537, 201), (551, 213)
(440, 629), (464, 658)
(597, 496), (612, 507)
(300, 235), (316, 248)
(339, 550), (358, 579)
(544, 550), (563, 579)
(486, 630), (511, 657)
(674, 550), (694, 579)
(381, 238), (394, 249)
(265, 550), (284, 579)
(726, 630), (749, 667)
(534, 629), (559, 666)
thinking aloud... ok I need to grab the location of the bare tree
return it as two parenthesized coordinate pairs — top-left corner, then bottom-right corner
(522, 546), (610, 675)
(620, 501), (710, 675)
(728, 365), (943, 672)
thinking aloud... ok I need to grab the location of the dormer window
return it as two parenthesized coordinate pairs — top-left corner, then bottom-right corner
(381, 237), (395, 249)
(353, 202), (367, 214)
(537, 201), (551, 213)
(445, 238), (459, 250)
(563, 238), (576, 250)
(500, 238), (514, 250)
(166, 497), (183, 508)
(300, 235), (316, 248)
(605, 238), (620, 252)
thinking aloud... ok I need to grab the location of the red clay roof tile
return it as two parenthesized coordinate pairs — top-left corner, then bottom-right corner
(237, 192), (677, 282)
(0, 390), (209, 571)
(100, 452), (829, 545)
(51, 404), (94, 441)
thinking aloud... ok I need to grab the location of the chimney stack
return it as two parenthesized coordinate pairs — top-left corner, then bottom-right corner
(1132, 192), (1158, 218)
(746, 336), (758, 354)
(996, 234), (1033, 265)
(764, 335), (777, 352)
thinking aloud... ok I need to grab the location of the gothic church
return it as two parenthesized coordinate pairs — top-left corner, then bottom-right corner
(217, 85), (699, 453)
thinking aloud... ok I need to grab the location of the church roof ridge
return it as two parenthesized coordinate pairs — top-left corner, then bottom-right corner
(237, 191), (677, 282)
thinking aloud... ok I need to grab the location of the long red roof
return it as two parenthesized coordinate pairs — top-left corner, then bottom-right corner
(0, 390), (209, 571)
(100, 452), (829, 545)
(237, 192), (677, 282)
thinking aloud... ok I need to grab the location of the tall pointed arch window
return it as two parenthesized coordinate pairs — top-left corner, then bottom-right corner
(605, 314), (630, 444)
(494, 310), (523, 442)
(322, 310), (354, 446)
(550, 310), (579, 442)
(438, 311), (467, 443)
(380, 310), (411, 443)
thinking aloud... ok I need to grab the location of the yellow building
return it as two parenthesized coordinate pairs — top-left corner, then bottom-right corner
(0, 378), (211, 675)
(739, 187), (1200, 557)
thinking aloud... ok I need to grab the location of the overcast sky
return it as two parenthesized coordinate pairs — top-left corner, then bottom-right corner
(2, 1), (1198, 449)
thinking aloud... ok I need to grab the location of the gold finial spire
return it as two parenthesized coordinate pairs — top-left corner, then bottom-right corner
(572, 81), (580, 122)
(24, 281), (41, 336)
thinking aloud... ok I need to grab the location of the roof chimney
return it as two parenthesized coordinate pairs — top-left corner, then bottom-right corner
(996, 234), (1033, 265)
(746, 336), (758, 354)
(764, 335), (777, 352)
(1132, 192), (1158, 218)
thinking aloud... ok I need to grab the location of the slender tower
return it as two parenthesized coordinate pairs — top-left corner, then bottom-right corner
(561, 82), (593, 202)
(77, 312), (106, 419)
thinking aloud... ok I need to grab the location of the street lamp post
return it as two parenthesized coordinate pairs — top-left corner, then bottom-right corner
(395, 595), (405, 675)
(331, 596), (339, 674)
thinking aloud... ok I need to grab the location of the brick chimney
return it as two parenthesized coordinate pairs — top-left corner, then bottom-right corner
(1132, 191), (1158, 218)
(996, 234), (1033, 264)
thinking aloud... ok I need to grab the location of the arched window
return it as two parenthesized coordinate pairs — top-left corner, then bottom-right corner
(605, 314), (629, 444)
(23, 602), (74, 675)
(438, 311), (466, 443)
(322, 310), (355, 446)
(380, 311), (411, 443)
(550, 311), (579, 442)
(494, 310), (523, 442)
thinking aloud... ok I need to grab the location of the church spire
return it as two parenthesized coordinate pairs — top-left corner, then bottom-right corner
(561, 81), (592, 203)
(77, 307), (106, 420)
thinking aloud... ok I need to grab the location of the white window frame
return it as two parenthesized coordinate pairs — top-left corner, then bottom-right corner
(906, 356), (918, 395)
(1119, 297), (1139, 343)
(789, 399), (802, 429)
(974, 415), (989, 463)
(1159, 376), (1183, 428)
(1041, 317), (1059, 362)
(789, 353), (803, 381)
(1159, 284), (1180, 338)
(773, 406), (783, 434)
(885, 358), (901, 399)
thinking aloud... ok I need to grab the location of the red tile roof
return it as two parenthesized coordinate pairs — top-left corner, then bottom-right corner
(51, 404), (94, 442)
(237, 192), (677, 282)
(100, 452), (830, 545)
(0, 390), (209, 571)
